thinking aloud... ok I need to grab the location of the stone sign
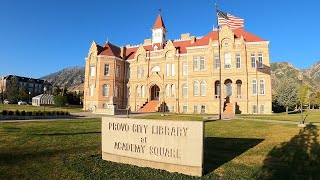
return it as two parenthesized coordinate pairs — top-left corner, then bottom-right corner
(102, 117), (204, 176)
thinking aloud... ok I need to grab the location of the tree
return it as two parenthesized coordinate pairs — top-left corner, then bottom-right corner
(54, 94), (67, 107)
(274, 78), (299, 115)
(18, 86), (29, 101)
(299, 84), (309, 107)
(310, 92), (320, 109)
(6, 76), (19, 103)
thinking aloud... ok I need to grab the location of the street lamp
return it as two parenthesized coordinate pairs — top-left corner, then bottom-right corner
(43, 87), (47, 113)
(29, 91), (31, 105)
(298, 72), (304, 126)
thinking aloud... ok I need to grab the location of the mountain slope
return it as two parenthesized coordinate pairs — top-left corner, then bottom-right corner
(41, 66), (85, 91)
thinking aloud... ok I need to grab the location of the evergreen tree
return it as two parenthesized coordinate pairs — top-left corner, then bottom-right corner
(6, 76), (19, 103)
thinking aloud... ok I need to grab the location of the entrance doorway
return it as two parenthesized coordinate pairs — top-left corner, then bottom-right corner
(150, 85), (160, 100)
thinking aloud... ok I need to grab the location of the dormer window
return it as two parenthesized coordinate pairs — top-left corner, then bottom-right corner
(154, 45), (158, 50)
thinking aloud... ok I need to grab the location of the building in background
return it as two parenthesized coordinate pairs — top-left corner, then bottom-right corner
(0, 75), (52, 97)
(83, 13), (272, 114)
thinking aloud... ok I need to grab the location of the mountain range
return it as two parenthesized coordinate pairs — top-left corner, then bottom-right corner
(41, 62), (320, 93)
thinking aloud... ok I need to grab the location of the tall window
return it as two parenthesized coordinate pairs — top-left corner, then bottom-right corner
(182, 84), (188, 98)
(200, 81), (206, 96)
(182, 62), (188, 76)
(171, 64), (175, 76)
(116, 66), (120, 78)
(193, 56), (199, 71)
(200, 56), (205, 71)
(104, 64), (110, 76)
(102, 84), (109, 97)
(201, 105), (206, 114)
(89, 85), (94, 96)
(137, 66), (140, 78)
(260, 79), (265, 95)
(215, 81), (220, 98)
(141, 66), (144, 78)
(251, 54), (256, 68)
(115, 86), (119, 97)
(193, 81), (199, 96)
(166, 84), (170, 97)
(141, 85), (145, 98)
(224, 53), (231, 69)
(171, 84), (175, 97)
(236, 53), (241, 69)
(236, 80), (242, 98)
(258, 53), (264, 68)
(136, 86), (141, 98)
(166, 64), (170, 76)
(253, 105), (257, 114)
(215, 55), (220, 69)
(252, 79), (257, 95)
(194, 105), (198, 114)
(90, 66), (96, 76)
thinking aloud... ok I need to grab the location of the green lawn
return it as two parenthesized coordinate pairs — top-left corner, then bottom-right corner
(1, 117), (319, 179)
(0, 104), (83, 113)
(237, 110), (320, 123)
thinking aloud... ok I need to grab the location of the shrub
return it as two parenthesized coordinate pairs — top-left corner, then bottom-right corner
(8, 111), (14, 115)
(38, 111), (44, 116)
(21, 111), (26, 116)
(32, 111), (38, 116)
(2, 110), (8, 116)
(27, 111), (32, 116)
(60, 111), (65, 116)
(56, 111), (60, 116)
(15, 110), (20, 116)
(65, 111), (70, 115)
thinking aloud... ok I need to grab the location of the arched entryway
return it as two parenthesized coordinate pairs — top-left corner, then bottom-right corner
(150, 85), (160, 101)
(224, 79), (233, 98)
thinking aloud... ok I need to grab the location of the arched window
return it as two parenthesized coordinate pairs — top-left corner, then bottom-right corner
(252, 79), (257, 95)
(136, 86), (141, 98)
(171, 84), (175, 97)
(224, 53), (231, 69)
(225, 79), (232, 97)
(193, 81), (199, 96)
(89, 85), (94, 97)
(102, 84), (109, 97)
(141, 85), (145, 98)
(182, 84), (188, 98)
(200, 81), (206, 96)
(236, 80), (242, 98)
(166, 84), (170, 97)
(115, 86), (119, 97)
(214, 81), (220, 98)
(260, 79), (265, 95)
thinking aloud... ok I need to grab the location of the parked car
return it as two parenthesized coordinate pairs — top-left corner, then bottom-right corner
(3, 99), (9, 104)
(18, 101), (28, 105)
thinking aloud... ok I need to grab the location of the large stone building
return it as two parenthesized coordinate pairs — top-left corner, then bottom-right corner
(83, 14), (272, 114)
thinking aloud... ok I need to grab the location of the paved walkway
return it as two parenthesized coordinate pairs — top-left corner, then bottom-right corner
(236, 117), (320, 126)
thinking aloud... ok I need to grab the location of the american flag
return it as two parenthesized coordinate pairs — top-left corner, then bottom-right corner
(217, 10), (244, 29)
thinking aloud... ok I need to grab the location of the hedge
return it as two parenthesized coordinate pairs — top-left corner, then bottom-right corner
(1, 110), (70, 116)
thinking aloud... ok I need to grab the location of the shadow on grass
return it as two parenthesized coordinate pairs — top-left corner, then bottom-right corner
(259, 124), (320, 179)
(204, 137), (264, 174)
(32, 131), (101, 136)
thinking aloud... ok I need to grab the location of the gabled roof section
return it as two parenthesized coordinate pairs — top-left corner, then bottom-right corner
(153, 14), (166, 29)
(191, 28), (266, 47)
(98, 42), (122, 58)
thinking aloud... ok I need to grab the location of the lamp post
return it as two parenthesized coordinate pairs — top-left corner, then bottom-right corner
(298, 72), (304, 126)
(29, 91), (31, 105)
(43, 87), (47, 113)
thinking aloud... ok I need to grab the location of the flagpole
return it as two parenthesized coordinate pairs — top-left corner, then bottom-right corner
(215, 1), (222, 120)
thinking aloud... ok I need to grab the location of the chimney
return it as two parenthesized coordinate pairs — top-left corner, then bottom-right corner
(181, 33), (190, 40)
(144, 39), (152, 45)
(120, 46), (126, 59)
(191, 36), (196, 44)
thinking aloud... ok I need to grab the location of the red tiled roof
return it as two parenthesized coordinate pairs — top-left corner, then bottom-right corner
(191, 28), (266, 47)
(98, 42), (121, 58)
(153, 14), (166, 29)
(173, 40), (192, 54)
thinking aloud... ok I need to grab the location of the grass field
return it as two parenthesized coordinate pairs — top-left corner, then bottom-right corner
(0, 104), (83, 113)
(237, 110), (320, 123)
(1, 117), (320, 179)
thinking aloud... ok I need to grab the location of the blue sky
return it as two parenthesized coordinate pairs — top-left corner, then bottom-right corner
(0, 0), (319, 78)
